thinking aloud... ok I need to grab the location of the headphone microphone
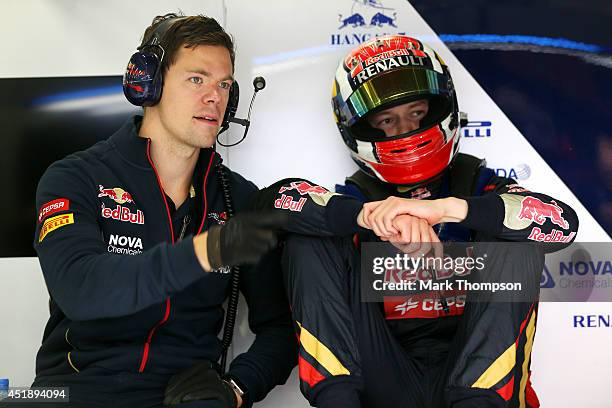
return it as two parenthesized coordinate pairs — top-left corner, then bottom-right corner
(217, 76), (266, 147)
(253, 76), (266, 92)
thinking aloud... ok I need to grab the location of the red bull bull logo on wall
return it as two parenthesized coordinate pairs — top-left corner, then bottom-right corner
(98, 185), (136, 205)
(332, 0), (405, 46)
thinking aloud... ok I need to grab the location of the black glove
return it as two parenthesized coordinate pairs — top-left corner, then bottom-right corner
(206, 211), (288, 269)
(164, 360), (237, 407)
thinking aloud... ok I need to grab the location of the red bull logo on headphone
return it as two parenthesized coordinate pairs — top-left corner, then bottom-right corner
(126, 62), (147, 79)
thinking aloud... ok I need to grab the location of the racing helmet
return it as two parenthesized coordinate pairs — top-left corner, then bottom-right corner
(332, 35), (463, 185)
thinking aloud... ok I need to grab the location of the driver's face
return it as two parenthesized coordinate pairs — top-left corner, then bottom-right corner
(366, 99), (429, 137)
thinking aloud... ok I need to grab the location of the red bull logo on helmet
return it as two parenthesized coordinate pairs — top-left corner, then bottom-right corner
(344, 36), (425, 70)
(98, 185), (136, 205)
(518, 196), (569, 229)
(344, 36), (427, 83)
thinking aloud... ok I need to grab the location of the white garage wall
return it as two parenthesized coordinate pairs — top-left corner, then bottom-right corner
(0, 0), (225, 78)
(1, 1), (610, 407)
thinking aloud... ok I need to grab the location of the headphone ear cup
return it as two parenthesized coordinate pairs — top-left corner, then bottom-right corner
(221, 81), (240, 128)
(123, 51), (163, 106)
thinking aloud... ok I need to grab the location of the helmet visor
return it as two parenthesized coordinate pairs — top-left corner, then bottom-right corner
(342, 67), (452, 127)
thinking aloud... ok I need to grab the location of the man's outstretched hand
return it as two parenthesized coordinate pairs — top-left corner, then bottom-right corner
(164, 360), (241, 407)
(194, 211), (289, 272)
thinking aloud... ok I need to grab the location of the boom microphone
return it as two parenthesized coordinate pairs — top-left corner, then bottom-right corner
(217, 76), (266, 147)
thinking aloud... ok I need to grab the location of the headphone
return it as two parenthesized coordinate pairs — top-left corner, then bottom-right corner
(122, 16), (239, 131)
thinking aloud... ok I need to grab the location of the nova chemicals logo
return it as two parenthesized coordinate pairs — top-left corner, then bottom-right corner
(560, 260), (612, 276)
(540, 265), (555, 288)
(332, 0), (406, 46)
(463, 121), (492, 138)
(107, 234), (143, 256)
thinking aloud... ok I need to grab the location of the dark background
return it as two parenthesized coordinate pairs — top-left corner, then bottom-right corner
(410, 0), (612, 235)
(0, 77), (138, 256)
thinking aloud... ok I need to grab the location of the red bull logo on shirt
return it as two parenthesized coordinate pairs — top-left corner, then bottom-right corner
(98, 185), (136, 205)
(518, 196), (569, 229)
(101, 204), (144, 225)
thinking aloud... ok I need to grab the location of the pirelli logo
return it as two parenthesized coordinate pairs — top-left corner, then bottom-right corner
(39, 213), (74, 242)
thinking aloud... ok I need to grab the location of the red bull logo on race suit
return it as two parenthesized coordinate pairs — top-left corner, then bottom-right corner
(278, 181), (329, 195)
(517, 196), (569, 229)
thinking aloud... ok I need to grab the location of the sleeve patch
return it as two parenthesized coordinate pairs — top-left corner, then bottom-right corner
(501, 194), (534, 230)
(308, 191), (339, 207)
(276, 181), (339, 208)
(502, 194), (571, 231)
(39, 213), (75, 242)
(38, 198), (70, 223)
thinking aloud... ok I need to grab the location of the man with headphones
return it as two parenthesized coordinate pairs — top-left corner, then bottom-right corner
(21, 13), (296, 408)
